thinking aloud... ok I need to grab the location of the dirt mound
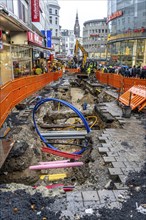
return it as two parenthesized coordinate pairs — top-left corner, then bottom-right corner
(0, 188), (61, 220)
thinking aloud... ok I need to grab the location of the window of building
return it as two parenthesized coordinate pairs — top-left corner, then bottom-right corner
(7, 0), (14, 12)
(18, 0), (28, 23)
(128, 17), (130, 23)
(49, 8), (52, 14)
(0, 0), (7, 7)
(49, 16), (52, 24)
(122, 18), (125, 24)
(55, 9), (57, 15)
(102, 29), (104, 33)
(56, 29), (58, 37)
(55, 17), (58, 25)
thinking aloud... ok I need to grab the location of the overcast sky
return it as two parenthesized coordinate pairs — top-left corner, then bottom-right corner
(58, 0), (108, 34)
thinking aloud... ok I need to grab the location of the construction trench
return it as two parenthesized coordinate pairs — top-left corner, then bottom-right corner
(0, 72), (146, 220)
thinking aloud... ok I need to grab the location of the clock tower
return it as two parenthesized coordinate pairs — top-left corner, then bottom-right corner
(74, 11), (80, 38)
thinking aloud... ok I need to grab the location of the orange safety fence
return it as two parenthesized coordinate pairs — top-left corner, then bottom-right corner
(96, 71), (146, 92)
(0, 71), (63, 128)
(119, 85), (146, 111)
(65, 68), (80, 73)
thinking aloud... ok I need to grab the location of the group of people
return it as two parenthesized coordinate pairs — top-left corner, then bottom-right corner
(102, 65), (146, 79)
(32, 63), (48, 75)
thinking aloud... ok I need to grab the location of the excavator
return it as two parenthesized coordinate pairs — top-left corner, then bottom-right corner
(73, 39), (88, 72)
(73, 39), (97, 81)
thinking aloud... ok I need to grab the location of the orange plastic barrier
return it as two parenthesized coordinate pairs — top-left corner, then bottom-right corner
(65, 68), (80, 73)
(0, 71), (62, 128)
(96, 71), (146, 92)
(119, 85), (146, 111)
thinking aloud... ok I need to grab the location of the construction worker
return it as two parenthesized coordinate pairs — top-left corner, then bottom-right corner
(86, 66), (91, 76)
(35, 65), (42, 75)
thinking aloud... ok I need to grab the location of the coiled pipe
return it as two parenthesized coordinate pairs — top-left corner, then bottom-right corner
(33, 98), (91, 155)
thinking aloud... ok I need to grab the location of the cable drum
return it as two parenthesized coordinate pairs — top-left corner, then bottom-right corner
(33, 98), (91, 155)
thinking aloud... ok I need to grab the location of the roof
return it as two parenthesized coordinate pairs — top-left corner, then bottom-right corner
(83, 18), (107, 26)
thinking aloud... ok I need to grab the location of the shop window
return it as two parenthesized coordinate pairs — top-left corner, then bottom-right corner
(11, 46), (31, 78)
(0, 45), (12, 85)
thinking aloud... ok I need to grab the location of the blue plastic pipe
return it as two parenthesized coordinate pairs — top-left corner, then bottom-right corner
(33, 98), (91, 155)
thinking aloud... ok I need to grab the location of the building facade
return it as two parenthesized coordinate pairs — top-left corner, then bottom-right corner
(59, 29), (75, 58)
(0, 0), (52, 85)
(83, 19), (109, 59)
(47, 0), (60, 54)
(107, 0), (146, 66)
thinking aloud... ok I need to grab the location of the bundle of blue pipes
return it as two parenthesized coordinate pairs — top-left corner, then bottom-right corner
(33, 98), (91, 155)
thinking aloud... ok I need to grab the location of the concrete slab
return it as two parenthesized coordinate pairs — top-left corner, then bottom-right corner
(103, 156), (116, 162)
(66, 192), (83, 202)
(98, 190), (116, 203)
(112, 161), (126, 168)
(82, 191), (99, 201)
(98, 147), (109, 153)
(108, 168), (123, 175)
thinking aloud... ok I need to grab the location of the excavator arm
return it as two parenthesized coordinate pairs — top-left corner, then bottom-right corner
(74, 39), (88, 68)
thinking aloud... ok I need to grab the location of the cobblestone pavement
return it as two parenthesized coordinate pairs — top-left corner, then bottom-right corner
(58, 94), (146, 219)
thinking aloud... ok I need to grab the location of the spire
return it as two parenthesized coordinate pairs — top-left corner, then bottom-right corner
(74, 11), (80, 38)
(76, 11), (78, 20)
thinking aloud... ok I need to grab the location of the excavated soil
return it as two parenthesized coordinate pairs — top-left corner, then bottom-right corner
(0, 163), (146, 220)
(1, 75), (146, 219)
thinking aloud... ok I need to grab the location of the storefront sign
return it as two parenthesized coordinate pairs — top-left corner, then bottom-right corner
(31, 0), (40, 22)
(108, 27), (146, 42)
(107, 10), (123, 23)
(27, 32), (43, 46)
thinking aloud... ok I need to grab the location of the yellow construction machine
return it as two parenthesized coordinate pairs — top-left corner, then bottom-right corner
(74, 39), (88, 70)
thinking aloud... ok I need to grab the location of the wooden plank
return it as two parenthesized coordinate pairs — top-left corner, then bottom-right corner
(0, 139), (15, 168)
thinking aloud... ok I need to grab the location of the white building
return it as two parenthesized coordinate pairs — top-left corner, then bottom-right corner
(83, 18), (109, 59)
(47, 0), (60, 54)
(60, 29), (76, 58)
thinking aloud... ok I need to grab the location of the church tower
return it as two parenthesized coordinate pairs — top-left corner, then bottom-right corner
(74, 11), (80, 38)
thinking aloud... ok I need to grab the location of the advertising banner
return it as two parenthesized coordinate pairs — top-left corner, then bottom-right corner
(41, 30), (52, 48)
(46, 30), (52, 48)
(31, 0), (40, 22)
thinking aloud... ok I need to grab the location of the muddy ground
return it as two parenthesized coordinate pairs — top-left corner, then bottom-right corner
(0, 73), (146, 219)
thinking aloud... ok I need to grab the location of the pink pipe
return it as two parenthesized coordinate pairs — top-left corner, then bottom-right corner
(39, 160), (69, 165)
(29, 162), (83, 170)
